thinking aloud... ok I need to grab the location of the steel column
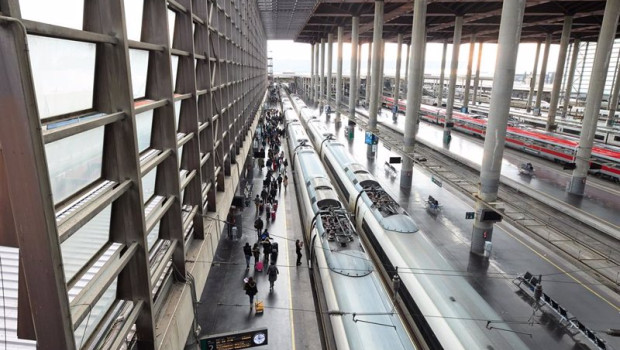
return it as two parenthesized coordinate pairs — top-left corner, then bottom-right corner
(569, 0), (620, 195)
(526, 41), (541, 112)
(607, 50), (620, 126)
(404, 43), (411, 93)
(314, 41), (320, 102)
(349, 17), (359, 122)
(443, 16), (463, 143)
(546, 16), (573, 130)
(311, 43), (315, 100)
(463, 35), (476, 110)
(336, 26), (344, 121)
(393, 33), (403, 118)
(436, 40), (447, 106)
(534, 33), (551, 115)
(471, 0), (526, 256)
(401, 0), (427, 188)
(320, 38), (325, 106)
(472, 42), (483, 106)
(327, 33), (334, 110)
(367, 0), (384, 159)
(562, 39), (581, 119)
(366, 42), (372, 106)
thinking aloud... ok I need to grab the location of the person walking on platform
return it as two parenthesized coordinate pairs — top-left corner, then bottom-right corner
(243, 242), (252, 269)
(254, 195), (261, 214)
(226, 209), (235, 239)
(277, 174), (283, 193)
(262, 239), (272, 265)
(283, 175), (288, 192)
(295, 239), (303, 266)
(252, 243), (260, 266)
(265, 202), (271, 220)
(267, 262), (279, 292)
(254, 217), (263, 238)
(244, 277), (258, 309)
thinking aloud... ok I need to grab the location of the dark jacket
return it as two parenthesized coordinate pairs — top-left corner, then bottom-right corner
(244, 281), (257, 296)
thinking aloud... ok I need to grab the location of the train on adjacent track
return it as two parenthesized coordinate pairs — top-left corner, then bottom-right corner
(287, 90), (528, 349)
(281, 92), (416, 350)
(382, 96), (620, 182)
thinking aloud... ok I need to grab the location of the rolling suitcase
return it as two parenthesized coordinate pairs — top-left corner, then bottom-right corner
(271, 211), (276, 221)
(254, 300), (264, 314)
(255, 260), (264, 272)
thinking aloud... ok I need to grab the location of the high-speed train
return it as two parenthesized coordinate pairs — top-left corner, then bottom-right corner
(287, 91), (529, 349)
(281, 92), (416, 350)
(382, 96), (620, 182)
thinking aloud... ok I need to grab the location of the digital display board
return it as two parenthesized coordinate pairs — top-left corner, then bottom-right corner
(200, 328), (268, 350)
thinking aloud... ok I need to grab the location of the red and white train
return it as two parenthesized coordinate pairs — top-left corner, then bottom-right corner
(382, 96), (620, 182)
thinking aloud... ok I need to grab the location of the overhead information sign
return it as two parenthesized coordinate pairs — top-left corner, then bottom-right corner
(200, 328), (268, 350)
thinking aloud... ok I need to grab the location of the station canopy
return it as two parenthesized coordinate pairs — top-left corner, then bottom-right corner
(259, 0), (616, 44)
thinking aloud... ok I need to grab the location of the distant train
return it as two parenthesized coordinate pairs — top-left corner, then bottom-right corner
(282, 91), (416, 350)
(415, 95), (551, 111)
(287, 91), (529, 349)
(382, 96), (620, 182)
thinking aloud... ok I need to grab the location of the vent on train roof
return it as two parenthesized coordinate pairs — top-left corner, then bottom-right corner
(320, 207), (355, 247)
(363, 183), (402, 217)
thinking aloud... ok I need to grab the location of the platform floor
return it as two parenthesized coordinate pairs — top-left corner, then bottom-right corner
(308, 102), (619, 349)
(195, 123), (322, 350)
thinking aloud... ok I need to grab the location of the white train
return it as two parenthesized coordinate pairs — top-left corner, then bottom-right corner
(282, 92), (416, 350)
(287, 92), (529, 349)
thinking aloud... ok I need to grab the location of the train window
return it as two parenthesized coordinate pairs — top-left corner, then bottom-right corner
(594, 134), (604, 141)
(614, 136), (620, 142)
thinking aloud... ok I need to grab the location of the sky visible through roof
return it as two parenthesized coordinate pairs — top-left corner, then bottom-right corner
(268, 39), (562, 77)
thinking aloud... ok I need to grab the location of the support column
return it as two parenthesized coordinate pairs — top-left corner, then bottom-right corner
(367, 0), (384, 159)
(336, 26), (344, 121)
(356, 43), (362, 106)
(314, 40), (320, 102)
(562, 39), (580, 119)
(404, 43), (411, 93)
(607, 51), (620, 126)
(327, 33), (333, 111)
(443, 16), (463, 143)
(310, 43), (315, 100)
(319, 38), (325, 106)
(436, 40), (447, 106)
(393, 33), (404, 119)
(569, 0), (620, 195)
(526, 41), (541, 112)
(546, 16), (573, 130)
(472, 42), (483, 106)
(463, 35), (476, 111)
(365, 42), (372, 106)
(401, 0), (427, 188)
(471, 0), (526, 256)
(534, 33), (551, 115)
(379, 39), (385, 105)
(349, 16), (359, 125)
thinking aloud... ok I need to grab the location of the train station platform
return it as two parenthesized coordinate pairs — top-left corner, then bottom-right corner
(194, 109), (322, 350)
(299, 98), (620, 349)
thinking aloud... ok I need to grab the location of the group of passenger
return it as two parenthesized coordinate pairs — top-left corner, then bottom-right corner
(243, 105), (294, 309)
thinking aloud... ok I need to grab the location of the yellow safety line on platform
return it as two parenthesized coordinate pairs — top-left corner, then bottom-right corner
(504, 227), (620, 312)
(283, 190), (297, 350)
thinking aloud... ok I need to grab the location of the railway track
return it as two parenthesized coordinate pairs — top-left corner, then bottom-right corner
(338, 105), (620, 289)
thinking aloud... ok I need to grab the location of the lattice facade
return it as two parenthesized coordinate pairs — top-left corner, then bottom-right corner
(0, 0), (266, 348)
